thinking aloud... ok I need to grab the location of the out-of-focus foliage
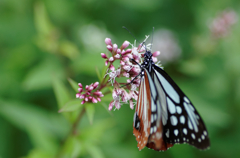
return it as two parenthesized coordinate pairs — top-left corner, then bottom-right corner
(0, 0), (240, 158)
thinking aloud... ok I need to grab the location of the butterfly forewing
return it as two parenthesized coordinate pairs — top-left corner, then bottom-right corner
(133, 70), (152, 150)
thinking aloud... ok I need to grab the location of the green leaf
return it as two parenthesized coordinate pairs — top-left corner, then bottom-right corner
(59, 40), (80, 59)
(22, 58), (64, 91)
(68, 78), (79, 93)
(61, 137), (81, 158)
(99, 102), (113, 116)
(86, 145), (104, 158)
(101, 63), (108, 79)
(52, 76), (71, 109)
(95, 66), (101, 82)
(85, 104), (95, 124)
(58, 99), (83, 113)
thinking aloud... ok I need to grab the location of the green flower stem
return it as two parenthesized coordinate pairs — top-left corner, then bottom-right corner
(56, 107), (86, 158)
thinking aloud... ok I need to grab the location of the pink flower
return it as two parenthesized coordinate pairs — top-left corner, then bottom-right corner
(105, 38), (112, 45)
(101, 53), (108, 59)
(121, 41), (130, 50)
(129, 99), (134, 109)
(210, 9), (238, 38)
(106, 45), (113, 52)
(76, 82), (104, 104)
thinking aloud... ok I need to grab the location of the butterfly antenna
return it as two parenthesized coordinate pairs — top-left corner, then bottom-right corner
(122, 26), (147, 50)
(150, 27), (154, 51)
(122, 26), (141, 44)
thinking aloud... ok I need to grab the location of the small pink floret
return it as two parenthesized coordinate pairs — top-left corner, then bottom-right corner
(113, 44), (118, 52)
(117, 49), (121, 54)
(107, 45), (113, 52)
(130, 99), (134, 109)
(92, 97), (98, 103)
(93, 82), (99, 88)
(105, 38), (112, 45)
(80, 94), (85, 99)
(110, 64), (115, 71)
(152, 51), (160, 57)
(78, 88), (83, 93)
(108, 101), (114, 111)
(109, 57), (114, 62)
(105, 60), (109, 66)
(101, 53), (107, 59)
(120, 60), (125, 65)
(88, 86), (94, 91)
(76, 93), (80, 98)
(78, 83), (82, 88)
(121, 41), (130, 49)
(81, 100), (85, 104)
(152, 57), (158, 63)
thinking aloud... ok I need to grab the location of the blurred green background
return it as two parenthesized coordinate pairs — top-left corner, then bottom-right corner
(0, 0), (240, 158)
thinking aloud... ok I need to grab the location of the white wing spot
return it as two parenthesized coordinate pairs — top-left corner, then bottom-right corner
(154, 114), (157, 121)
(156, 132), (162, 139)
(166, 129), (170, 138)
(184, 102), (198, 132)
(189, 104), (195, 111)
(151, 114), (154, 123)
(201, 135), (205, 140)
(198, 138), (201, 142)
(155, 71), (180, 103)
(176, 106), (182, 114)
(162, 117), (167, 126)
(151, 104), (156, 112)
(136, 122), (140, 128)
(184, 96), (190, 103)
(150, 128), (153, 134)
(188, 119), (193, 130)
(183, 128), (187, 135)
(174, 129), (179, 136)
(153, 126), (157, 132)
(191, 133), (196, 139)
(203, 130), (207, 136)
(180, 115), (185, 124)
(183, 137), (186, 141)
(167, 97), (176, 114)
(170, 115), (178, 126)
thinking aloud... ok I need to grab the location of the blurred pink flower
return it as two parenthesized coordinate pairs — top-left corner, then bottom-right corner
(151, 29), (181, 64)
(210, 9), (238, 39)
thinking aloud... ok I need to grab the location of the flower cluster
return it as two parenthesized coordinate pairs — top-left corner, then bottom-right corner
(76, 36), (160, 110)
(102, 37), (160, 111)
(210, 9), (238, 39)
(76, 82), (104, 104)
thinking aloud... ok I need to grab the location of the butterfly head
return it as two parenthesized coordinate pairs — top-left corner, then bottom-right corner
(144, 50), (153, 59)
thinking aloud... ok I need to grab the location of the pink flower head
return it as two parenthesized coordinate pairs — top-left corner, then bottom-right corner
(210, 9), (238, 38)
(76, 82), (104, 104)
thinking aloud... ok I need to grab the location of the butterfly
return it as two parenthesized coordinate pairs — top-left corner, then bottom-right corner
(132, 50), (210, 151)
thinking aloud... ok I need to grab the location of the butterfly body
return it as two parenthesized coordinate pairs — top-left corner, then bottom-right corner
(133, 50), (210, 151)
